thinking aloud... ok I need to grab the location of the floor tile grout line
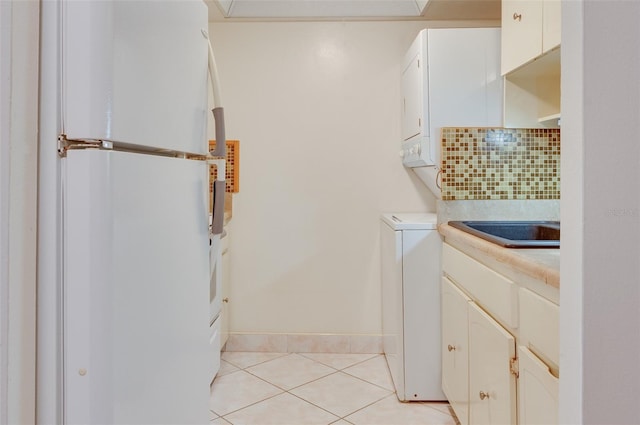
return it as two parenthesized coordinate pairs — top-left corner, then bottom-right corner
(338, 392), (396, 422)
(213, 367), (396, 422)
(283, 389), (343, 422)
(212, 352), (457, 424)
(237, 353), (394, 394)
(297, 352), (380, 371)
(210, 366), (287, 418)
(217, 382), (345, 424)
(214, 362), (241, 378)
(216, 364), (370, 418)
(338, 368), (396, 393)
(240, 352), (299, 375)
(280, 374), (394, 422)
(242, 361), (340, 392)
(215, 388), (286, 419)
(283, 370), (394, 421)
(210, 358), (348, 418)
(220, 351), (289, 370)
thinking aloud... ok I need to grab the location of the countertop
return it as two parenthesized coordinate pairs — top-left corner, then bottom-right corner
(439, 223), (560, 290)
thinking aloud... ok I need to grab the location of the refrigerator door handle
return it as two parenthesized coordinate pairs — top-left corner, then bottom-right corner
(207, 158), (225, 236)
(210, 107), (226, 157)
(211, 179), (225, 236)
(205, 32), (226, 233)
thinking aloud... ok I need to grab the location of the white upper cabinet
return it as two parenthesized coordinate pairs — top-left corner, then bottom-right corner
(501, 0), (543, 75)
(501, 0), (561, 75)
(502, 0), (561, 127)
(543, 0), (561, 52)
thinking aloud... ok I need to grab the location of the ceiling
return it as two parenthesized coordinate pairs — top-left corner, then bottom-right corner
(204, 0), (501, 22)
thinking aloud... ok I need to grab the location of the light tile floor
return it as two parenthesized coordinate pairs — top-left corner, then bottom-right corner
(210, 352), (460, 425)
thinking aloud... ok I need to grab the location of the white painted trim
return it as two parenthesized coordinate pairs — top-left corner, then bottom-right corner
(1, 1), (40, 424)
(37, 0), (64, 422)
(560, 0), (584, 423)
(0, 2), (12, 423)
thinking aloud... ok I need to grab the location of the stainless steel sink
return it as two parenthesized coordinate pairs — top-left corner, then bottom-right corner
(448, 221), (560, 248)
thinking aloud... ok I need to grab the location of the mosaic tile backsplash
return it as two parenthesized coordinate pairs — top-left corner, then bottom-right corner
(441, 128), (560, 201)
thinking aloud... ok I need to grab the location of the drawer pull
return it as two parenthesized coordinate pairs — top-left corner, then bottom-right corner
(479, 391), (490, 400)
(447, 344), (456, 352)
(513, 12), (522, 21)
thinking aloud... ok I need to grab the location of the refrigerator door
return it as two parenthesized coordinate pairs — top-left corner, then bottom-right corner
(62, 0), (208, 154)
(63, 150), (210, 424)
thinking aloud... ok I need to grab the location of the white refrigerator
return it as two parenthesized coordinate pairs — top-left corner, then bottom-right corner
(38, 1), (218, 423)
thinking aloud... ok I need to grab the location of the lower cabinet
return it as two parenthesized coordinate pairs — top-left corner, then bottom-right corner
(442, 278), (471, 425)
(468, 303), (517, 425)
(442, 243), (559, 425)
(517, 346), (559, 425)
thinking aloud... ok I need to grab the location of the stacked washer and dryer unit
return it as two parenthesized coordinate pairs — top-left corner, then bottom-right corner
(381, 27), (503, 401)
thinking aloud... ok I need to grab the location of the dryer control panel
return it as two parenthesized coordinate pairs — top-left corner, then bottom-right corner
(401, 138), (431, 168)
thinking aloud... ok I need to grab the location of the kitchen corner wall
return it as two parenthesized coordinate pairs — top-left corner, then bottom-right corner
(208, 21), (451, 338)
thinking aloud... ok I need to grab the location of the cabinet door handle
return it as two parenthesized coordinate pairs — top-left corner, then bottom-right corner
(479, 391), (490, 400)
(513, 12), (522, 21)
(447, 344), (456, 352)
(223, 298), (229, 303)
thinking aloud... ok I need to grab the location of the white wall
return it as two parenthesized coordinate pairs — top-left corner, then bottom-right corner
(0, 1), (39, 423)
(561, 1), (640, 423)
(559, 0), (583, 422)
(0, 2), (10, 420)
(209, 21), (439, 335)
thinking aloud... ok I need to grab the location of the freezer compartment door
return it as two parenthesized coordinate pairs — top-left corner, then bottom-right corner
(63, 150), (210, 424)
(62, 1), (208, 154)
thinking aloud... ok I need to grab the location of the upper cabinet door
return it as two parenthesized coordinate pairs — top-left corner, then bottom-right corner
(543, 0), (561, 52)
(62, 1), (209, 154)
(501, 0), (543, 75)
(468, 302), (517, 425)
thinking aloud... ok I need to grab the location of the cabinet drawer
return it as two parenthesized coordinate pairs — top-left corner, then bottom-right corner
(442, 244), (518, 329)
(519, 288), (559, 367)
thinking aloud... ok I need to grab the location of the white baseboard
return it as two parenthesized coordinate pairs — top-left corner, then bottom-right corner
(225, 333), (382, 354)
